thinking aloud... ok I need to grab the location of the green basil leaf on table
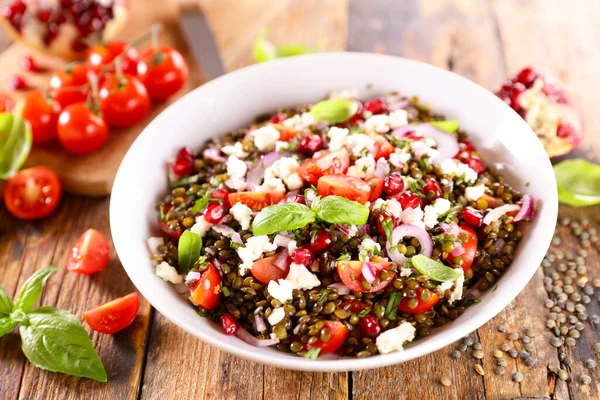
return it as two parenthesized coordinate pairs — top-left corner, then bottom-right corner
(554, 159), (600, 207)
(0, 286), (14, 316)
(14, 266), (58, 313)
(0, 316), (18, 337)
(252, 203), (316, 236)
(20, 306), (107, 382)
(276, 43), (312, 58)
(253, 29), (312, 63)
(310, 99), (359, 124)
(411, 255), (463, 282)
(0, 113), (32, 180)
(312, 195), (369, 225)
(429, 120), (459, 133)
(178, 230), (202, 272)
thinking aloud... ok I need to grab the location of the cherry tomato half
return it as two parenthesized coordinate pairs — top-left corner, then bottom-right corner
(398, 287), (440, 314)
(445, 224), (478, 272)
(19, 90), (61, 143)
(373, 137), (395, 159)
(66, 229), (110, 274)
(137, 46), (189, 101)
(251, 253), (290, 284)
(336, 260), (396, 293)
(84, 292), (140, 334)
(48, 64), (91, 109)
(298, 148), (350, 185)
(190, 263), (221, 310)
(99, 73), (150, 128)
(228, 190), (285, 211)
(3, 166), (62, 220)
(305, 321), (349, 355)
(57, 103), (109, 155)
(368, 177), (384, 202)
(317, 174), (371, 204)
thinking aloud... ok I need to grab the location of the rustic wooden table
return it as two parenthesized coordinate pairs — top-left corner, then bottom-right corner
(1, 0), (599, 399)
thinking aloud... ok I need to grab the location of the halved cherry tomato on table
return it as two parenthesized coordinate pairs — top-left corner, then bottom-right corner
(99, 73), (150, 128)
(137, 46), (189, 101)
(445, 224), (478, 273)
(298, 148), (350, 185)
(19, 90), (61, 144)
(368, 177), (384, 202)
(0, 92), (15, 112)
(84, 292), (140, 334)
(336, 260), (396, 293)
(228, 190), (285, 211)
(373, 137), (395, 159)
(190, 263), (221, 310)
(66, 229), (110, 274)
(48, 64), (91, 109)
(305, 320), (349, 355)
(57, 102), (109, 154)
(251, 254), (290, 284)
(398, 287), (440, 314)
(86, 40), (140, 75)
(317, 174), (371, 204)
(3, 166), (62, 220)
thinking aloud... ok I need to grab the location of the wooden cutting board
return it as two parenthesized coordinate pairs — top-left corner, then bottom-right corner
(0, 0), (204, 196)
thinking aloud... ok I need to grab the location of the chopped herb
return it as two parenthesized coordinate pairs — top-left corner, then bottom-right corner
(169, 174), (200, 189)
(230, 241), (243, 250)
(357, 308), (371, 318)
(380, 216), (394, 246)
(431, 233), (462, 244)
(385, 292), (402, 319)
(525, 181), (531, 187)
(337, 253), (351, 262)
(349, 126), (365, 135)
(158, 204), (167, 221)
(305, 347), (321, 359)
(408, 178), (424, 194)
(386, 135), (411, 149)
(293, 228), (306, 241)
(197, 256), (208, 270)
(362, 165), (368, 173)
(316, 289), (330, 306)
(350, 273), (356, 281)
(418, 157), (431, 170)
(198, 310), (207, 318)
(191, 190), (213, 215)
(438, 209), (457, 224)
(222, 286), (231, 297)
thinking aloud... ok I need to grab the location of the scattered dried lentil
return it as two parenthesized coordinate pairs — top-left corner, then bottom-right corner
(440, 376), (452, 387)
(472, 350), (484, 360)
(512, 372), (524, 382)
(558, 370), (569, 381)
(507, 332), (519, 341)
(493, 350), (504, 359)
(580, 374), (592, 385)
(585, 359), (596, 369)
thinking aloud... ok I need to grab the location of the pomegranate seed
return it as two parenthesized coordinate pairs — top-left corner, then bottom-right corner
(394, 192), (420, 209)
(383, 172), (405, 196)
(421, 178), (442, 202)
(556, 122), (574, 138)
(318, 252), (336, 274)
(364, 98), (386, 115)
(211, 188), (230, 207)
(376, 211), (395, 237)
(311, 231), (333, 252)
(291, 247), (314, 267)
(347, 100), (364, 125)
(543, 84), (567, 104)
(177, 147), (194, 159)
(509, 82), (526, 108)
(404, 131), (422, 140)
(171, 158), (193, 176)
(20, 55), (42, 72)
(460, 140), (475, 152)
(204, 201), (226, 224)
(7, 75), (27, 90)
(361, 315), (382, 339)
(220, 313), (239, 335)
(467, 157), (485, 174)
(515, 67), (538, 88)
(462, 207), (483, 228)
(37, 9), (52, 22)
(297, 134), (324, 156)
(270, 113), (287, 124)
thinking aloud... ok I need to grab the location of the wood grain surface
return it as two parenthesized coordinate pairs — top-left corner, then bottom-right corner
(1, 0), (599, 399)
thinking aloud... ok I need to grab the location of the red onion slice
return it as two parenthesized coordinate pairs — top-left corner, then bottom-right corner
(362, 258), (376, 283)
(235, 326), (280, 347)
(212, 224), (243, 244)
(254, 314), (266, 332)
(274, 250), (289, 271)
(375, 158), (390, 178)
(391, 123), (460, 162)
(336, 224), (351, 235)
(514, 194), (534, 222)
(441, 223), (464, 257)
(246, 151), (287, 190)
(483, 204), (520, 225)
(203, 148), (226, 163)
(184, 271), (201, 286)
(388, 99), (411, 110)
(386, 224), (433, 264)
(328, 282), (351, 295)
(147, 237), (164, 254)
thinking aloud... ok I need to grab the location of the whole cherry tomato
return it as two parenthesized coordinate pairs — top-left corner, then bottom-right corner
(19, 90), (61, 143)
(98, 73), (150, 128)
(57, 103), (109, 155)
(137, 46), (188, 101)
(0, 92), (15, 112)
(3, 166), (62, 220)
(48, 64), (91, 109)
(86, 40), (140, 75)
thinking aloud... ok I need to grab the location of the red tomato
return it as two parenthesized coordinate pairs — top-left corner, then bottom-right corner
(19, 90), (61, 143)
(48, 64), (91, 109)
(251, 254), (290, 284)
(57, 103), (109, 155)
(66, 229), (110, 274)
(298, 148), (350, 185)
(84, 292), (140, 334)
(3, 166), (62, 220)
(317, 174), (371, 204)
(278, 127), (299, 142)
(339, 301), (368, 314)
(398, 287), (440, 314)
(190, 263), (221, 310)
(158, 204), (183, 239)
(336, 260), (396, 293)
(86, 40), (140, 75)
(480, 193), (498, 208)
(445, 224), (478, 272)
(0, 92), (15, 112)
(373, 138), (395, 159)
(137, 46), (189, 101)
(228, 191), (285, 211)
(98, 73), (150, 128)
(368, 177), (384, 202)
(305, 321), (349, 354)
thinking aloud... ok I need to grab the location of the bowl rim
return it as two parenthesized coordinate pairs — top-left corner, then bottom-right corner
(110, 52), (558, 372)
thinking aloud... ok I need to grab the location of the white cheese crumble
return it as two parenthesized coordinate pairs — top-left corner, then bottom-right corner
(399, 206), (425, 230)
(371, 198), (388, 211)
(230, 202), (253, 230)
(384, 198), (401, 219)
(411, 140), (440, 162)
(265, 157), (303, 190)
(155, 261), (183, 284)
(222, 142), (249, 159)
(267, 307), (286, 325)
(329, 89), (359, 100)
(287, 239), (298, 254)
(399, 267), (413, 277)
(346, 133), (375, 157)
(275, 140), (289, 152)
(190, 216), (213, 237)
(282, 112), (316, 132)
(465, 184), (486, 201)
(347, 155), (376, 179)
(359, 238), (381, 257)
(227, 155), (248, 191)
(448, 274), (465, 304)
(376, 322), (416, 354)
(327, 127), (349, 151)
(364, 114), (391, 134)
(389, 147), (412, 166)
(251, 125), (280, 152)
(423, 198), (452, 230)
(388, 109), (409, 128)
(267, 279), (294, 303)
(260, 177), (286, 192)
(236, 236), (277, 275)
(286, 262), (321, 290)
(439, 159), (478, 185)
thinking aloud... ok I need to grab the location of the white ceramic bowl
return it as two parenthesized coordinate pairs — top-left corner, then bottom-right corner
(110, 53), (558, 371)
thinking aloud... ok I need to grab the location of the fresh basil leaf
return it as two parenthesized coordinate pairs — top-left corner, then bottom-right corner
(313, 196), (369, 225)
(554, 159), (600, 207)
(429, 120), (459, 133)
(276, 43), (312, 58)
(191, 190), (212, 215)
(0, 316), (17, 337)
(310, 99), (359, 124)
(253, 29), (277, 63)
(14, 266), (58, 313)
(0, 286), (13, 315)
(411, 255), (462, 282)
(252, 203), (316, 236)
(178, 230), (202, 272)
(0, 113), (32, 180)
(20, 307), (107, 382)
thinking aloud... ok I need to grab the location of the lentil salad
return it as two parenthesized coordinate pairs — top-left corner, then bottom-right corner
(148, 90), (535, 359)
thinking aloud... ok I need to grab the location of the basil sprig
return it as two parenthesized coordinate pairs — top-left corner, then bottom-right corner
(0, 266), (107, 382)
(178, 230), (203, 272)
(429, 120), (459, 133)
(310, 99), (359, 124)
(554, 159), (600, 207)
(411, 255), (463, 282)
(0, 113), (32, 179)
(252, 195), (369, 236)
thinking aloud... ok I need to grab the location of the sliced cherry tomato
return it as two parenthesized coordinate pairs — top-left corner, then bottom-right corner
(251, 254), (290, 284)
(277, 127), (300, 142)
(57, 102), (109, 154)
(228, 191), (285, 211)
(98, 73), (150, 128)
(3, 166), (62, 220)
(373, 138), (395, 159)
(137, 46), (189, 101)
(480, 193), (498, 208)
(66, 229), (110, 274)
(190, 263), (221, 310)
(19, 90), (61, 143)
(298, 148), (350, 185)
(48, 64), (91, 109)
(158, 204), (183, 238)
(317, 174), (371, 204)
(84, 292), (140, 334)
(0, 92), (15, 112)
(336, 260), (396, 293)
(398, 287), (440, 314)
(86, 40), (140, 75)
(305, 320), (349, 355)
(445, 224), (478, 272)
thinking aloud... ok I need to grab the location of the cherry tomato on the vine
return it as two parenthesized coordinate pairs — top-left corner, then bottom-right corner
(98, 73), (150, 128)
(137, 46), (188, 101)
(86, 40), (140, 76)
(48, 64), (91, 109)
(19, 90), (61, 144)
(57, 103), (109, 155)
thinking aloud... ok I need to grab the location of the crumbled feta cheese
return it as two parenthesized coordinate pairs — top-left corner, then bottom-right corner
(346, 133), (375, 157)
(275, 141), (289, 152)
(448, 274), (465, 304)
(329, 89), (359, 100)
(389, 147), (411, 166)
(437, 280), (454, 293)
(456, 162), (478, 185)
(236, 236), (277, 275)
(371, 198), (388, 211)
(264, 157), (302, 190)
(347, 155), (376, 179)
(411, 140), (440, 161)
(400, 267), (413, 277)
(287, 239), (298, 254)
(386, 198), (402, 219)
(388, 109), (409, 128)
(376, 322), (416, 354)
(423, 198), (452, 230)
(286, 262), (321, 290)
(399, 206), (425, 229)
(267, 279), (294, 303)
(267, 307), (286, 325)
(259, 176), (286, 192)
(359, 238), (381, 259)
(251, 125), (280, 152)
(230, 202), (253, 230)
(190, 215), (213, 237)
(327, 127), (349, 151)
(440, 158), (458, 175)
(227, 156), (248, 191)
(465, 184), (486, 201)
(222, 142), (249, 159)
(364, 114), (391, 134)
(155, 261), (183, 284)
(282, 112), (316, 132)
(286, 173), (304, 190)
